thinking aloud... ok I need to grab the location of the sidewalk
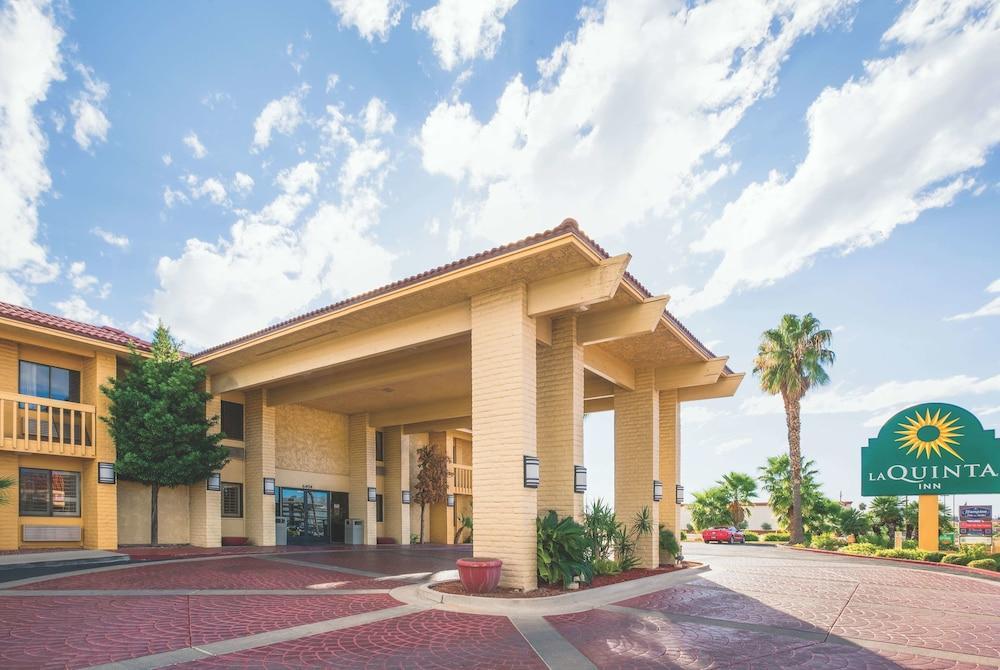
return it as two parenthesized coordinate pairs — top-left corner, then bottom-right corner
(0, 549), (128, 571)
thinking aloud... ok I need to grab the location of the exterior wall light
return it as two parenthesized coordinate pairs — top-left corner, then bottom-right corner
(675, 484), (685, 504)
(367, 486), (377, 502)
(523, 455), (540, 488)
(207, 472), (221, 491)
(652, 480), (664, 502)
(97, 462), (116, 484)
(447, 493), (455, 507)
(574, 465), (587, 493)
(402, 490), (411, 504)
(263, 477), (275, 495)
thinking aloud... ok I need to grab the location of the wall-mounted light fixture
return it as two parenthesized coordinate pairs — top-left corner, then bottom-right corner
(367, 486), (377, 502)
(207, 472), (221, 491)
(652, 480), (664, 502)
(675, 484), (685, 505)
(574, 466), (587, 494)
(402, 490), (411, 504)
(523, 455), (540, 488)
(447, 493), (455, 507)
(263, 477), (275, 495)
(97, 462), (116, 484)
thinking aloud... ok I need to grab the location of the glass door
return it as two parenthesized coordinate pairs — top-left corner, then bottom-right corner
(330, 492), (348, 542)
(279, 488), (331, 544)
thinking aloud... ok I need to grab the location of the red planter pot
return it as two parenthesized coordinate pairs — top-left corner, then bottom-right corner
(456, 557), (503, 593)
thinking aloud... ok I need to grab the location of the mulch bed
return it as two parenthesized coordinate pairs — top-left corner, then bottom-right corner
(430, 562), (695, 599)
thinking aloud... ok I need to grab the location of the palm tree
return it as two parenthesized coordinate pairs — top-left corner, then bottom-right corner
(838, 507), (870, 539)
(757, 454), (820, 530)
(717, 472), (758, 527)
(868, 496), (902, 537)
(0, 475), (13, 506)
(753, 313), (834, 544)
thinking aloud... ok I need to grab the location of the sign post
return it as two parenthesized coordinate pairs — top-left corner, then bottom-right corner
(861, 403), (999, 552)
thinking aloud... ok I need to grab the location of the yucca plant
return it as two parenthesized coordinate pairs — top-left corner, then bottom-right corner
(615, 507), (653, 571)
(537, 510), (593, 588)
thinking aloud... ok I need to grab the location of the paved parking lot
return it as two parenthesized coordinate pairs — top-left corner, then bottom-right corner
(1, 542), (997, 669)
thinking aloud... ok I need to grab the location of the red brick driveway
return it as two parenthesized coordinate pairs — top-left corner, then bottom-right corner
(1, 542), (997, 669)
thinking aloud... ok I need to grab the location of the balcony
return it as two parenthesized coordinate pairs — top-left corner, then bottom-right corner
(0, 392), (96, 458)
(450, 462), (472, 495)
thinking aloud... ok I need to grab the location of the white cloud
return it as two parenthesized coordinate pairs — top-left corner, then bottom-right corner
(69, 63), (110, 151)
(67, 261), (96, 292)
(326, 73), (339, 93)
(53, 294), (112, 325)
(680, 0), (1000, 314)
(0, 0), (65, 305)
(277, 161), (321, 195)
(183, 131), (207, 159)
(414, 0), (517, 70)
(425, 217), (440, 235)
(418, 0), (851, 246)
(360, 97), (396, 135)
(161, 153), (172, 166)
(163, 185), (189, 208)
(715, 436), (752, 455)
(339, 139), (388, 193)
(947, 278), (1000, 320)
(252, 85), (308, 151)
(232, 171), (255, 196)
(327, 0), (404, 42)
(186, 175), (228, 206)
(200, 91), (231, 110)
(90, 226), (130, 249)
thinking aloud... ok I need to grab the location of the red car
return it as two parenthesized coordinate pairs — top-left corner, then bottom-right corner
(702, 526), (745, 544)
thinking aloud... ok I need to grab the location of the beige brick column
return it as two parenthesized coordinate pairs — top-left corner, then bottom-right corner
(82, 352), (118, 550)
(471, 283), (538, 591)
(349, 413), (377, 545)
(0, 452), (17, 549)
(614, 368), (660, 567)
(382, 425), (410, 544)
(659, 390), (681, 534)
(244, 389), (275, 546)
(537, 315), (584, 521)
(189, 394), (222, 548)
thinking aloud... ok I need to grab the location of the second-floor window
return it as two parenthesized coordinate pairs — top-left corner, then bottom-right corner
(220, 401), (244, 441)
(19, 361), (81, 403)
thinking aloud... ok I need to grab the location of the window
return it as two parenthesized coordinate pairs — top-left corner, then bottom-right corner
(19, 361), (81, 404)
(19, 468), (80, 517)
(220, 401), (244, 441)
(376, 494), (384, 523)
(375, 431), (384, 462)
(221, 482), (243, 518)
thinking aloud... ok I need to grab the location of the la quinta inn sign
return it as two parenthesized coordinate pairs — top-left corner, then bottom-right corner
(862, 403), (1000, 496)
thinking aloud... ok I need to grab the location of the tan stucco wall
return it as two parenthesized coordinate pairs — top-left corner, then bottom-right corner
(116, 481), (191, 545)
(275, 404), (349, 475)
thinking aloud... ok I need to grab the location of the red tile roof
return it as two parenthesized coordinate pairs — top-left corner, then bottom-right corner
(0, 300), (152, 352)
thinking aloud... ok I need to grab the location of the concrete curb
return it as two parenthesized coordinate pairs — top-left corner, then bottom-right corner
(394, 564), (711, 616)
(0, 551), (129, 573)
(781, 545), (1000, 581)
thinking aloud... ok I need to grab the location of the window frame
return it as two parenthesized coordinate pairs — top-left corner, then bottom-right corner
(221, 482), (243, 518)
(18, 467), (81, 517)
(220, 401), (245, 441)
(375, 493), (384, 523)
(18, 360), (81, 404)
(375, 430), (384, 462)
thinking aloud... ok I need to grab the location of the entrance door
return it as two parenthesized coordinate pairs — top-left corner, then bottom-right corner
(279, 488), (331, 544)
(330, 492), (348, 543)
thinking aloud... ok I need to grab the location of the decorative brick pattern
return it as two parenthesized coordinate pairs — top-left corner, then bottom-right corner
(244, 389), (276, 546)
(381, 426), (409, 544)
(536, 315), (584, 521)
(613, 368), (659, 567)
(658, 389), (680, 534)
(188, 394), (222, 548)
(471, 284), (538, 591)
(349, 413), (377, 545)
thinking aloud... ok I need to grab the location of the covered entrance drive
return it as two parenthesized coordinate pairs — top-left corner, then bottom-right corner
(190, 220), (743, 590)
(277, 488), (348, 544)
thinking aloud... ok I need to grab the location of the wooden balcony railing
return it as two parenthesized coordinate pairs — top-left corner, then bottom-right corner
(450, 463), (472, 495)
(0, 392), (96, 458)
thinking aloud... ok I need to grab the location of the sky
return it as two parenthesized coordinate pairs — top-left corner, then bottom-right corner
(2, 0), (999, 512)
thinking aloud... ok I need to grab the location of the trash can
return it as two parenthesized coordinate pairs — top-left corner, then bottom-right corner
(345, 518), (364, 545)
(275, 517), (288, 546)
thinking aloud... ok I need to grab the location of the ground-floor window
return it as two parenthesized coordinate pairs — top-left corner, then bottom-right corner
(19, 468), (80, 517)
(221, 482), (243, 518)
(376, 493), (384, 522)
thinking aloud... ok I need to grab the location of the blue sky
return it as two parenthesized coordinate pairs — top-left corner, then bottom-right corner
(3, 0), (999, 511)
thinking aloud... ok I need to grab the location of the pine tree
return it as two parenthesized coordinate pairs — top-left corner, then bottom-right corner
(101, 324), (228, 544)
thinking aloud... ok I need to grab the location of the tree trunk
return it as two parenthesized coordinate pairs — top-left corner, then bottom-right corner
(783, 393), (804, 544)
(419, 503), (426, 544)
(150, 482), (159, 546)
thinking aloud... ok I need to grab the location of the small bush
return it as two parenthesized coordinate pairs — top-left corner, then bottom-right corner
(680, 531), (687, 541)
(811, 533), (847, 551)
(592, 558), (621, 576)
(942, 553), (973, 566)
(763, 532), (790, 542)
(923, 552), (946, 563)
(760, 522), (773, 531)
(874, 549), (928, 561)
(856, 533), (890, 548)
(743, 532), (759, 542)
(659, 528), (681, 558)
(685, 523), (694, 532)
(961, 544), (991, 560)
(901, 539), (917, 550)
(840, 543), (880, 556)
(968, 558), (999, 571)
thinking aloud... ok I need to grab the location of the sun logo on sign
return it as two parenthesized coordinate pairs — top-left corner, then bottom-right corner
(895, 408), (964, 460)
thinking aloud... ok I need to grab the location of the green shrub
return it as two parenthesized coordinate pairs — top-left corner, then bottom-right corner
(839, 543), (880, 556)
(760, 522), (772, 531)
(659, 528), (681, 558)
(743, 532), (759, 542)
(968, 558), (999, 571)
(856, 533), (890, 548)
(960, 544), (991, 560)
(537, 510), (593, 587)
(763, 532), (789, 542)
(923, 552), (946, 563)
(685, 523), (694, 532)
(680, 531), (687, 541)
(942, 553), (973, 566)
(874, 549), (928, 560)
(901, 539), (917, 550)
(592, 558), (621, 576)
(811, 533), (847, 551)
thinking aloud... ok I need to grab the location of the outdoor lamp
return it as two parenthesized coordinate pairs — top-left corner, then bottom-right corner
(402, 490), (411, 504)
(653, 479), (664, 502)
(98, 462), (116, 484)
(523, 455), (540, 488)
(675, 484), (685, 505)
(263, 477), (275, 495)
(447, 494), (455, 507)
(368, 486), (377, 502)
(207, 472), (221, 491)
(574, 465), (587, 493)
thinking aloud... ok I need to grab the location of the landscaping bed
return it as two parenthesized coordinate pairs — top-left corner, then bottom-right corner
(786, 545), (1000, 580)
(430, 562), (695, 598)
